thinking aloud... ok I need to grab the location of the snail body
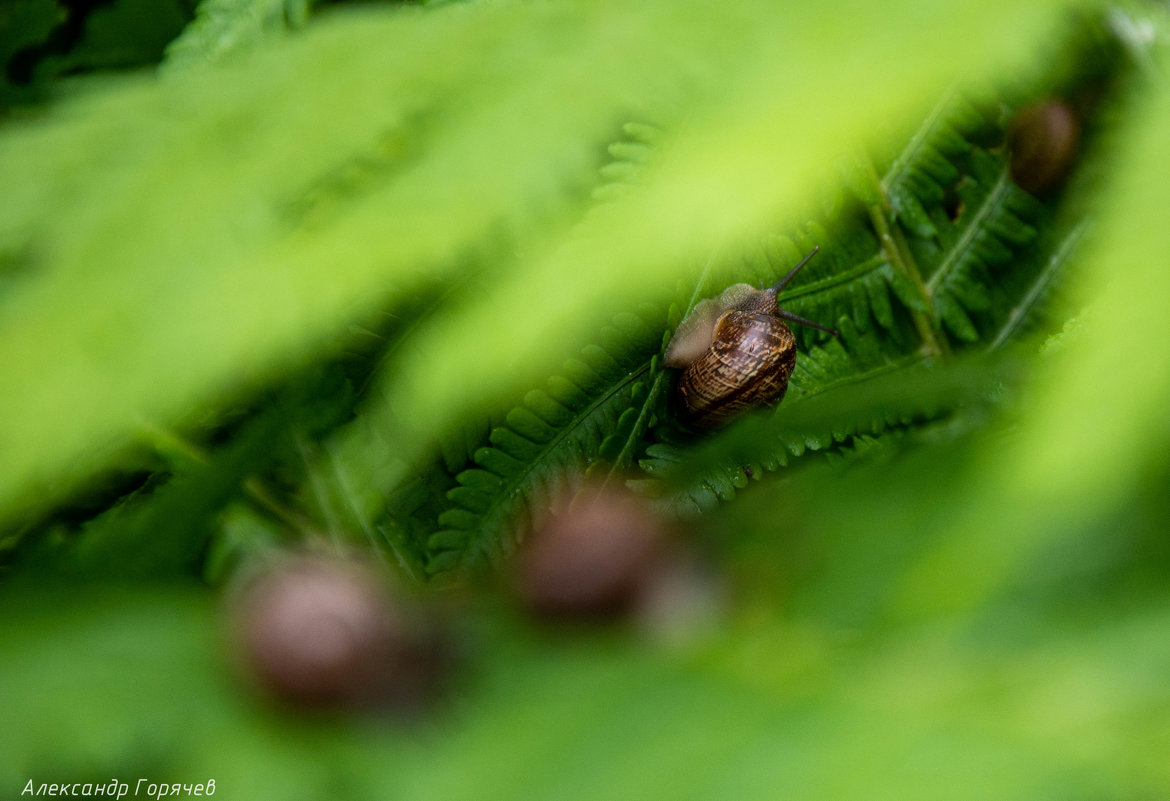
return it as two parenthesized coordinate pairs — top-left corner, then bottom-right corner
(664, 247), (836, 429)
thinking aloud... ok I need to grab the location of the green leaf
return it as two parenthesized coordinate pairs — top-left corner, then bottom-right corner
(0, 0), (62, 65)
(48, 0), (192, 73)
(0, 0), (1083, 532)
(8, 4), (1170, 801)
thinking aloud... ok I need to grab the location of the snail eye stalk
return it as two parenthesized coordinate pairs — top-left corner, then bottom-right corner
(769, 245), (820, 293)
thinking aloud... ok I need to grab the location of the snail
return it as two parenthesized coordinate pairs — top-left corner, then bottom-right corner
(229, 554), (452, 712)
(1008, 99), (1080, 196)
(664, 246), (837, 429)
(515, 483), (673, 620)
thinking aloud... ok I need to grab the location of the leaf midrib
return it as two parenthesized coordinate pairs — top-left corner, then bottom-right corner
(990, 220), (1088, 350)
(882, 85), (958, 198)
(926, 165), (1012, 294)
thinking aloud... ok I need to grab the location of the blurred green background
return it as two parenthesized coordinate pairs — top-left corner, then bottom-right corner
(3, 0), (1170, 798)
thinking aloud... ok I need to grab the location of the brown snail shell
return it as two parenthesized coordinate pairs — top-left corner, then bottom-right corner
(229, 554), (451, 712)
(514, 483), (673, 620)
(664, 247), (836, 430)
(1008, 99), (1080, 196)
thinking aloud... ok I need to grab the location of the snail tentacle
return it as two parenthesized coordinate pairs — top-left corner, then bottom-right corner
(775, 309), (839, 338)
(769, 245), (821, 292)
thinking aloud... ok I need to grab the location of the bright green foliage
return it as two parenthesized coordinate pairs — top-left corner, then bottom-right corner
(5, 0), (1170, 798)
(163, 0), (310, 70)
(0, 0), (1081, 532)
(398, 76), (1051, 564)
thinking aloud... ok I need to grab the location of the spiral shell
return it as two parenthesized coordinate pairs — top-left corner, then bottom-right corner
(664, 247), (834, 430)
(675, 306), (795, 429)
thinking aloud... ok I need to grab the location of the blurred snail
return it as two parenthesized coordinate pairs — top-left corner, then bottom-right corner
(514, 482), (723, 638)
(1008, 99), (1080, 196)
(664, 246), (837, 429)
(229, 553), (451, 713)
(514, 484), (671, 620)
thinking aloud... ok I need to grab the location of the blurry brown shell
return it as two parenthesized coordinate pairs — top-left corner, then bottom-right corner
(1009, 99), (1080, 196)
(514, 486), (671, 619)
(230, 555), (449, 712)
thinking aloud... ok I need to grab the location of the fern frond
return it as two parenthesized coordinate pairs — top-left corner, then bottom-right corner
(589, 122), (663, 205)
(631, 78), (1084, 517)
(424, 307), (665, 574)
(924, 149), (1045, 342)
(305, 119), (671, 579)
(409, 80), (1074, 567)
(880, 88), (992, 238)
(647, 353), (1013, 517)
(989, 219), (1088, 350)
(761, 222), (927, 349)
